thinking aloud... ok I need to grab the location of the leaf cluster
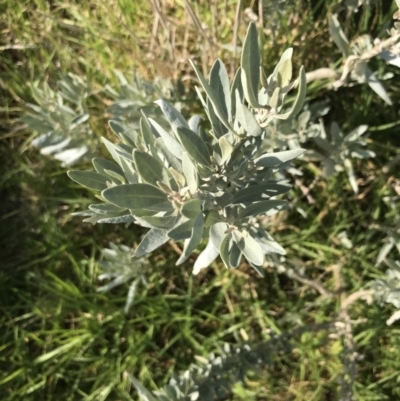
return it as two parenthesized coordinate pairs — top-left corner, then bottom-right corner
(69, 23), (307, 274)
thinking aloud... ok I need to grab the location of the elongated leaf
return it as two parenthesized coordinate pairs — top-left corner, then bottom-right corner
(70, 113), (89, 130)
(207, 97), (226, 139)
(140, 114), (156, 149)
(344, 125), (368, 142)
(193, 240), (219, 275)
(230, 67), (244, 117)
(102, 183), (169, 210)
(210, 59), (232, 122)
(218, 135), (234, 164)
(241, 22), (261, 108)
(365, 65), (392, 105)
(154, 99), (189, 133)
(118, 157), (139, 184)
(134, 228), (170, 258)
(181, 199), (201, 218)
(235, 93), (262, 136)
(344, 158), (358, 194)
(168, 219), (193, 241)
(68, 170), (110, 191)
(149, 118), (184, 160)
(93, 158), (124, 178)
(254, 148), (305, 168)
(177, 213), (204, 265)
(127, 374), (158, 401)
(155, 138), (181, 171)
(89, 203), (127, 215)
(328, 14), (349, 57)
(190, 60), (233, 130)
(229, 240), (242, 268)
(274, 66), (307, 120)
(102, 137), (123, 164)
(109, 120), (139, 148)
(104, 169), (125, 184)
(219, 233), (231, 269)
(136, 214), (180, 229)
(188, 115), (202, 133)
(232, 183), (291, 204)
(236, 200), (286, 219)
(210, 222), (229, 249)
(236, 231), (264, 266)
(274, 48), (293, 87)
(182, 152), (198, 193)
(176, 127), (211, 167)
(133, 150), (169, 187)
(97, 215), (135, 224)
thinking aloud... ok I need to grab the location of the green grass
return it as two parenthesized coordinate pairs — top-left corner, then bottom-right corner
(1, 0), (400, 400)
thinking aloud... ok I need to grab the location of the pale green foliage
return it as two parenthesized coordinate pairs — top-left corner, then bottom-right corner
(22, 74), (95, 166)
(24, 71), (180, 166)
(129, 335), (292, 401)
(96, 242), (147, 313)
(328, 8), (400, 105)
(68, 23), (307, 274)
(312, 122), (375, 194)
(104, 71), (183, 128)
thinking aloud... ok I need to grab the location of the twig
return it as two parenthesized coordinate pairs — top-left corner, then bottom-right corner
(231, 0), (243, 75)
(286, 268), (334, 298)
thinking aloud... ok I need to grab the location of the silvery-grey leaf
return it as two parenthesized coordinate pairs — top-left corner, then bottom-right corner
(188, 115), (202, 133)
(241, 22), (262, 108)
(93, 158), (124, 178)
(232, 183), (291, 204)
(149, 118), (184, 160)
(177, 213), (204, 265)
(219, 233), (232, 269)
(176, 127), (211, 167)
(102, 183), (169, 210)
(134, 228), (170, 258)
(168, 219), (193, 241)
(254, 148), (305, 168)
(127, 374), (158, 401)
(193, 240), (219, 275)
(364, 65), (392, 105)
(182, 152), (198, 193)
(210, 222), (229, 249)
(54, 146), (89, 166)
(235, 93), (262, 137)
(133, 149), (169, 187)
(154, 138), (181, 170)
(40, 137), (71, 155)
(236, 200), (286, 219)
(274, 66), (307, 120)
(190, 60), (233, 130)
(236, 231), (264, 266)
(328, 14), (349, 57)
(89, 203), (127, 215)
(344, 157), (358, 194)
(344, 125), (368, 142)
(70, 113), (89, 130)
(68, 170), (110, 191)
(207, 97), (226, 139)
(155, 99), (190, 133)
(350, 149), (375, 158)
(97, 215), (134, 224)
(380, 49), (400, 68)
(210, 59), (232, 123)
